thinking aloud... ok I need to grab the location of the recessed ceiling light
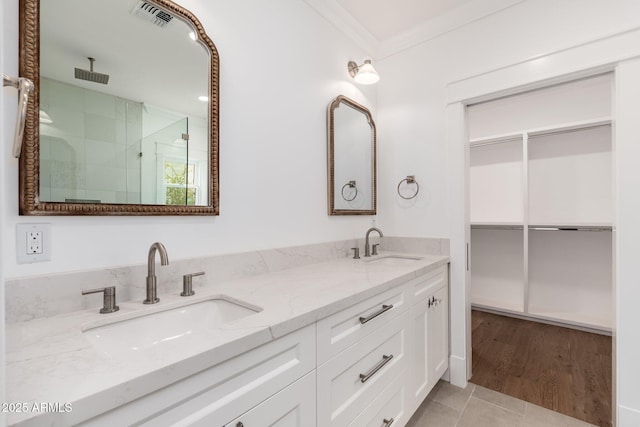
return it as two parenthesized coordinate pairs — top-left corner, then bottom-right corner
(198, 96), (209, 102)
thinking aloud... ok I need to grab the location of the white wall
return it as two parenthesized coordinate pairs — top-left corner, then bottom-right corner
(376, 0), (640, 238)
(1, 0), (378, 278)
(614, 58), (640, 426)
(1, 0), (7, 420)
(375, 0), (640, 421)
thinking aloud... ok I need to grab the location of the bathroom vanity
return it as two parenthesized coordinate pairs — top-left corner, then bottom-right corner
(6, 252), (449, 426)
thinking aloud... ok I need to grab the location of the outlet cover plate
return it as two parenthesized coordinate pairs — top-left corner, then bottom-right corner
(17, 223), (52, 263)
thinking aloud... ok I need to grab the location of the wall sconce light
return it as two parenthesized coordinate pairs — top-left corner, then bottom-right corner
(347, 59), (380, 85)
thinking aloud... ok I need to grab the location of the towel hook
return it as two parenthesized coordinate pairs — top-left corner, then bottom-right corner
(341, 180), (358, 201)
(397, 175), (419, 200)
(3, 73), (34, 158)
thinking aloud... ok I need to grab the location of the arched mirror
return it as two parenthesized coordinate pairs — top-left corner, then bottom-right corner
(327, 95), (376, 215)
(18, 0), (219, 215)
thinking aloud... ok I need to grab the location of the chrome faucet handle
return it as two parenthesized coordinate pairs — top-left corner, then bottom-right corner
(351, 247), (360, 259)
(181, 271), (205, 297)
(82, 286), (119, 314)
(372, 244), (380, 256)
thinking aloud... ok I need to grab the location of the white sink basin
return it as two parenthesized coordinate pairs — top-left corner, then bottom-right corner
(364, 255), (424, 266)
(83, 297), (261, 359)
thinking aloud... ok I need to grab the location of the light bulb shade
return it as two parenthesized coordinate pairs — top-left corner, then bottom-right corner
(350, 59), (379, 85)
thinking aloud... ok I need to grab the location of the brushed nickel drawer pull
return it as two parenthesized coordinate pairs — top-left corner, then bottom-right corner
(383, 418), (395, 427)
(359, 354), (393, 383)
(359, 304), (393, 324)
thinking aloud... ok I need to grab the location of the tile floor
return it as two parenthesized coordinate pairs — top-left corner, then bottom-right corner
(406, 381), (597, 427)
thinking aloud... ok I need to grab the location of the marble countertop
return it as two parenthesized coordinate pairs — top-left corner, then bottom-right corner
(6, 252), (449, 426)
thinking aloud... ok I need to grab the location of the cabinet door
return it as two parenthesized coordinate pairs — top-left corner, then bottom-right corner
(427, 285), (449, 391)
(407, 285), (450, 413)
(407, 299), (429, 411)
(224, 372), (316, 427)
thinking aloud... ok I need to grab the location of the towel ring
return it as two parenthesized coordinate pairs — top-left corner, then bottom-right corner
(3, 73), (34, 158)
(397, 175), (419, 200)
(341, 180), (358, 202)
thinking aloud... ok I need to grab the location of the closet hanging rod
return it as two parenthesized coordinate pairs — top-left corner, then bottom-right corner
(471, 224), (524, 230)
(529, 226), (612, 232)
(469, 136), (522, 148)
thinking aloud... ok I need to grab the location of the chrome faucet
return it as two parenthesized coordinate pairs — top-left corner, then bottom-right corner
(144, 242), (169, 304)
(364, 227), (384, 257)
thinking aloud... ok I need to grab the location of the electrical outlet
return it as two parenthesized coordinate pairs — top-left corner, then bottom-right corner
(27, 231), (43, 254)
(17, 224), (51, 263)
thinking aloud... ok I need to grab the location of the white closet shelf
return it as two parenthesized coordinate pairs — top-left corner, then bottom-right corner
(469, 116), (612, 146)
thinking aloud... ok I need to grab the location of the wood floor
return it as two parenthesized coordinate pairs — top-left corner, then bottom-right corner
(471, 310), (612, 427)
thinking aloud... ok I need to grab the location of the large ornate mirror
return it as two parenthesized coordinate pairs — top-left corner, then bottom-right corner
(327, 95), (376, 215)
(19, 0), (219, 215)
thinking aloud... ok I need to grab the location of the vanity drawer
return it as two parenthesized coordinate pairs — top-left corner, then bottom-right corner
(224, 371), (316, 427)
(408, 265), (448, 305)
(317, 284), (408, 364)
(347, 375), (408, 427)
(317, 311), (408, 427)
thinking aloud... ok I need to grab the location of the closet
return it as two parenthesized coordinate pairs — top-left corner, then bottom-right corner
(468, 74), (613, 333)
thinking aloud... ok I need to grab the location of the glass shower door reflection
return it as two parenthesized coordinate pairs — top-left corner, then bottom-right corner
(140, 117), (203, 206)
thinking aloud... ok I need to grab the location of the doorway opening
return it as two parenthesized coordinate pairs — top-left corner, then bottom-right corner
(466, 74), (614, 427)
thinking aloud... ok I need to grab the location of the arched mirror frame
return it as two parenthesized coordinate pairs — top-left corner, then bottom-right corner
(327, 95), (377, 216)
(18, 0), (219, 215)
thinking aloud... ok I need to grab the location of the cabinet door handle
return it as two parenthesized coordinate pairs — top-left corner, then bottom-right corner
(383, 418), (395, 427)
(359, 354), (393, 383)
(359, 304), (393, 324)
(236, 422), (244, 427)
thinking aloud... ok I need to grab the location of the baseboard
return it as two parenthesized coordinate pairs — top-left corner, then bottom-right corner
(618, 404), (640, 426)
(448, 354), (467, 388)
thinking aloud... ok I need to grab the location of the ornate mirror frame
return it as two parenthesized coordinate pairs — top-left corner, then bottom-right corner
(327, 95), (377, 216)
(18, 0), (219, 215)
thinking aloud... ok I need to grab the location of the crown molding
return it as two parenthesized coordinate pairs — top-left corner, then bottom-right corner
(302, 0), (380, 56)
(378, 0), (526, 59)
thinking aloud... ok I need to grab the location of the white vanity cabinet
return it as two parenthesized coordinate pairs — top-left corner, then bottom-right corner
(79, 324), (316, 427)
(74, 263), (449, 427)
(406, 267), (449, 413)
(317, 264), (449, 427)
